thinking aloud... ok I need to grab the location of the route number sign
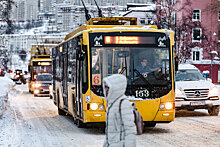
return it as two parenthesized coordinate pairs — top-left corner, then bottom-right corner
(92, 74), (101, 85)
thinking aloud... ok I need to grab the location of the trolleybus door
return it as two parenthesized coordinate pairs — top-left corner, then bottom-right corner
(62, 53), (68, 109)
(76, 53), (83, 119)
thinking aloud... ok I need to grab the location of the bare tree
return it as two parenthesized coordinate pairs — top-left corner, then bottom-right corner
(1, 0), (15, 34)
(203, 0), (220, 59)
(156, 0), (210, 63)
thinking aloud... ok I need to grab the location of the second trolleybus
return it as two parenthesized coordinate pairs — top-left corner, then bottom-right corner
(52, 17), (176, 127)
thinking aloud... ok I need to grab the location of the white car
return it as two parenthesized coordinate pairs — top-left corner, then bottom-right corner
(175, 64), (220, 116)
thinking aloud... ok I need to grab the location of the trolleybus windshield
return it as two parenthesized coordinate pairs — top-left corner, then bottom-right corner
(33, 61), (52, 79)
(91, 46), (171, 99)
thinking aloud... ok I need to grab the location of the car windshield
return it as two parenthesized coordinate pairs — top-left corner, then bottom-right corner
(36, 75), (52, 81)
(176, 69), (205, 81)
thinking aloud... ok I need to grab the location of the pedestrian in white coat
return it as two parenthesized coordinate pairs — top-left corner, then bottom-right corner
(103, 74), (136, 147)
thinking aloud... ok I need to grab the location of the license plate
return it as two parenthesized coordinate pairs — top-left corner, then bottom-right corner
(190, 101), (205, 106)
(42, 89), (49, 92)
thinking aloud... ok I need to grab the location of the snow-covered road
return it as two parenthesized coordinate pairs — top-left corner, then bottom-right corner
(0, 84), (220, 146)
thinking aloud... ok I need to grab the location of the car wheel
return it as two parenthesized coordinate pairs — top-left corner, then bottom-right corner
(208, 106), (220, 116)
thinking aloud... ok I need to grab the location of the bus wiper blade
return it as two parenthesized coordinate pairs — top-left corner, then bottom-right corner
(133, 68), (154, 92)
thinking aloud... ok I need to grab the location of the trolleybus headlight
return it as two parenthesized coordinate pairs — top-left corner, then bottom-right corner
(159, 104), (165, 109)
(99, 104), (104, 110)
(165, 102), (173, 110)
(34, 89), (40, 94)
(90, 103), (98, 110)
(34, 83), (41, 88)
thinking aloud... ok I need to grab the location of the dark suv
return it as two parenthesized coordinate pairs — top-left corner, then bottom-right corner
(33, 74), (52, 97)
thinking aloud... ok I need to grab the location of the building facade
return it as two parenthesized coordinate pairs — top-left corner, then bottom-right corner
(171, 0), (220, 83)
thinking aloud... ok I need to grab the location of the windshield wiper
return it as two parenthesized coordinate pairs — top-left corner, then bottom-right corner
(133, 68), (154, 92)
(119, 67), (126, 74)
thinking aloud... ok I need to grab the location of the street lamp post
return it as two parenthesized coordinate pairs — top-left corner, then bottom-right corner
(210, 50), (218, 82)
(210, 32), (217, 81)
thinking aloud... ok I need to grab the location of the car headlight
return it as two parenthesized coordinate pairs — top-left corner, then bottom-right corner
(175, 89), (185, 96)
(208, 86), (219, 97)
(34, 83), (41, 88)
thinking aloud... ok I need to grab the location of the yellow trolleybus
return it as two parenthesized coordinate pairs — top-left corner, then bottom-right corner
(28, 55), (52, 93)
(52, 17), (176, 127)
(28, 44), (56, 93)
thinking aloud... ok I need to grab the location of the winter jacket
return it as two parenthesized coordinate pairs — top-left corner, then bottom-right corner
(103, 74), (136, 147)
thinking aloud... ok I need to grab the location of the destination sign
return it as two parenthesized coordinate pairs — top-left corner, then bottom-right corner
(33, 61), (51, 66)
(104, 36), (156, 44)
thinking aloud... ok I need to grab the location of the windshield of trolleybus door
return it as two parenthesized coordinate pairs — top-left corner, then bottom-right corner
(91, 47), (172, 98)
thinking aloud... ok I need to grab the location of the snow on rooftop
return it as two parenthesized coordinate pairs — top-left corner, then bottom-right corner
(191, 60), (220, 65)
(210, 51), (218, 55)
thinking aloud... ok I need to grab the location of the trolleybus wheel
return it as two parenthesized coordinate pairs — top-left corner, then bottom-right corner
(73, 116), (77, 124)
(57, 91), (66, 115)
(58, 108), (66, 115)
(76, 119), (86, 128)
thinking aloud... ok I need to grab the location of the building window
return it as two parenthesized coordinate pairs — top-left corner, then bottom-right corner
(191, 47), (203, 61)
(219, 9), (220, 21)
(192, 28), (202, 42)
(192, 9), (201, 21)
(219, 30), (220, 41)
(193, 51), (200, 61)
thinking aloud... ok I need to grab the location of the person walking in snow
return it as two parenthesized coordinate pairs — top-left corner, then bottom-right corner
(103, 74), (136, 147)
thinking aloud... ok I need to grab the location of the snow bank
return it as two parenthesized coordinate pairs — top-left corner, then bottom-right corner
(0, 75), (15, 117)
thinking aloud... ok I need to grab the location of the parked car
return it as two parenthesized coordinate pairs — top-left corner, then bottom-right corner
(12, 70), (26, 84)
(175, 64), (219, 116)
(33, 74), (52, 97)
